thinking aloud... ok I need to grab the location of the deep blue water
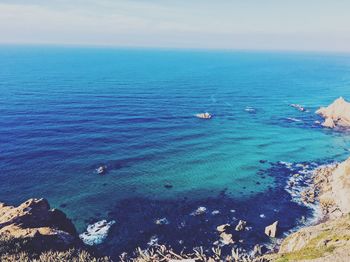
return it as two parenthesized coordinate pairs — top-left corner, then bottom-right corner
(1, 46), (350, 257)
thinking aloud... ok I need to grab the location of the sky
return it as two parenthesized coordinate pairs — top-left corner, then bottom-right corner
(0, 0), (350, 52)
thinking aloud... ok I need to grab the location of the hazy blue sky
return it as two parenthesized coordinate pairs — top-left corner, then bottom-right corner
(1, 0), (350, 52)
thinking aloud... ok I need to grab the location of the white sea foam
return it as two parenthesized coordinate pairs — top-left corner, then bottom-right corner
(155, 217), (169, 225)
(79, 220), (116, 246)
(245, 106), (256, 113)
(284, 162), (338, 229)
(147, 235), (159, 246)
(211, 210), (220, 215)
(191, 206), (207, 216)
(286, 117), (302, 122)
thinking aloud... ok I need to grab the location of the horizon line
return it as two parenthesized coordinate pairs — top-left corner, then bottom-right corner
(1, 42), (350, 56)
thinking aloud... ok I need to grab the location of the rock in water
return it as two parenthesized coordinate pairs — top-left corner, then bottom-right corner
(265, 221), (279, 237)
(216, 223), (230, 233)
(155, 217), (169, 225)
(220, 232), (234, 245)
(316, 97), (350, 128)
(195, 112), (212, 119)
(235, 220), (247, 231)
(0, 198), (79, 250)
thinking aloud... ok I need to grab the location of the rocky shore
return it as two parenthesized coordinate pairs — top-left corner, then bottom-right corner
(2, 98), (350, 261)
(265, 156), (350, 261)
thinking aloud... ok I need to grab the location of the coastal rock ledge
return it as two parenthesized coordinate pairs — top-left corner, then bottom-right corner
(316, 97), (350, 128)
(0, 198), (79, 250)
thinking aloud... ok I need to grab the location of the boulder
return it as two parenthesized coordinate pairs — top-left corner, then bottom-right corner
(0, 198), (79, 250)
(235, 220), (247, 231)
(216, 223), (230, 233)
(316, 97), (350, 128)
(265, 221), (278, 237)
(219, 232), (234, 245)
(195, 112), (212, 119)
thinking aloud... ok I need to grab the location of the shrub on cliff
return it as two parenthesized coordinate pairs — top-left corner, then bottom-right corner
(0, 235), (110, 262)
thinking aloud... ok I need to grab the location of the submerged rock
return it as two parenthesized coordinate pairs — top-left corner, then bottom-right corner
(265, 221), (279, 238)
(316, 97), (350, 128)
(164, 183), (173, 189)
(79, 219), (116, 246)
(0, 198), (79, 250)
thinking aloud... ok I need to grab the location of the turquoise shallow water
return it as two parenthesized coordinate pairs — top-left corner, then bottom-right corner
(1, 46), (350, 256)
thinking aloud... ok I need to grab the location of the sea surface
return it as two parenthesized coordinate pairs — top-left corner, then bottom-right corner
(1, 46), (350, 257)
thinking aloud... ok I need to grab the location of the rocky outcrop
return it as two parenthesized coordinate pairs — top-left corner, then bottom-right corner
(0, 198), (80, 250)
(216, 223), (230, 233)
(311, 157), (350, 219)
(195, 112), (212, 119)
(316, 97), (350, 128)
(267, 156), (350, 261)
(235, 220), (247, 231)
(219, 232), (234, 245)
(264, 221), (278, 238)
(272, 215), (350, 261)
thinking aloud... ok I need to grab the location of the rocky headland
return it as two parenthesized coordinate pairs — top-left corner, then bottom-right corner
(316, 97), (350, 129)
(3, 155), (350, 261)
(266, 156), (350, 261)
(0, 198), (112, 261)
(0, 198), (79, 250)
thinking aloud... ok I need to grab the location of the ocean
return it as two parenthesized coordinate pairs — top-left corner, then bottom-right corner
(1, 45), (350, 257)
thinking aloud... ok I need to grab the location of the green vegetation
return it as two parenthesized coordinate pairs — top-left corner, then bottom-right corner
(275, 231), (350, 261)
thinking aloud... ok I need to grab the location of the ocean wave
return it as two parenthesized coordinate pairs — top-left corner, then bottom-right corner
(79, 220), (116, 246)
(285, 117), (302, 122)
(283, 161), (334, 226)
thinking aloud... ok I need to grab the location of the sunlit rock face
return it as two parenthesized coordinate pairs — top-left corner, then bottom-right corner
(0, 198), (79, 250)
(316, 97), (350, 128)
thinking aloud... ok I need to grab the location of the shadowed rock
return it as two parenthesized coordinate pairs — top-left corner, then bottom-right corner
(264, 221), (278, 238)
(0, 198), (79, 250)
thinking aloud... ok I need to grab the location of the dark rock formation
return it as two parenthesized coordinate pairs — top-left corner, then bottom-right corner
(0, 198), (80, 251)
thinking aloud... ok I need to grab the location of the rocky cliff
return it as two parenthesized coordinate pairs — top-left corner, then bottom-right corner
(0, 198), (80, 251)
(267, 157), (350, 261)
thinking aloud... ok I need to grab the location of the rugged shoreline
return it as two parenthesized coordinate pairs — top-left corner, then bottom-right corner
(264, 156), (350, 261)
(1, 158), (349, 261)
(2, 98), (350, 261)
